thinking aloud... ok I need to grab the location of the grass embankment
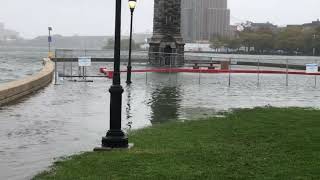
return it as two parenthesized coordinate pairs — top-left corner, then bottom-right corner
(34, 107), (320, 180)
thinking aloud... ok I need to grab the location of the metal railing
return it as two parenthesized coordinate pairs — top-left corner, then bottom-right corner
(53, 48), (320, 87)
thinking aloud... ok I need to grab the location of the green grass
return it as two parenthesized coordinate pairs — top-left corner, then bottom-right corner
(34, 107), (320, 180)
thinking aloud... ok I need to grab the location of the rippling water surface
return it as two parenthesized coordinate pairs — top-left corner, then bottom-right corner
(0, 46), (46, 83)
(1, 48), (320, 180)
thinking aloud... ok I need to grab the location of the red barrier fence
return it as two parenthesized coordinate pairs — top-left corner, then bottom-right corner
(100, 67), (320, 79)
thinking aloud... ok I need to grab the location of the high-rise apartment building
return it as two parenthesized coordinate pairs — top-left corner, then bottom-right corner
(181, 0), (230, 42)
(0, 23), (19, 41)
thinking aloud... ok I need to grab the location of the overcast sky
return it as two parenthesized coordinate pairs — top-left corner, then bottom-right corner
(0, 0), (319, 38)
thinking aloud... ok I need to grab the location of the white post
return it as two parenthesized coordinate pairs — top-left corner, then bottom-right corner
(70, 61), (73, 80)
(54, 59), (58, 85)
(257, 59), (260, 87)
(198, 67), (201, 85)
(84, 67), (87, 81)
(286, 59), (289, 86)
(313, 48), (316, 56)
(63, 61), (66, 79)
(315, 60), (318, 87)
(169, 55), (172, 76)
(228, 58), (231, 87)
(82, 66), (85, 80)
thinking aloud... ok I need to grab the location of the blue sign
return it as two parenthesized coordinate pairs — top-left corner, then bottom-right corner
(78, 57), (92, 67)
(48, 36), (52, 43)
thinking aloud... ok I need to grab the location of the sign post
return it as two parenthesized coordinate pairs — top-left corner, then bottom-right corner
(78, 57), (92, 80)
(48, 27), (53, 58)
(78, 57), (92, 67)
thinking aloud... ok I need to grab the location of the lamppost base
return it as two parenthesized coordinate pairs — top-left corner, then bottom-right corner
(126, 80), (132, 84)
(94, 143), (134, 151)
(126, 65), (132, 84)
(100, 130), (129, 148)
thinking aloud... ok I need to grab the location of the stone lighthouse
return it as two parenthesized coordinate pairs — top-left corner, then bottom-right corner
(149, 0), (185, 66)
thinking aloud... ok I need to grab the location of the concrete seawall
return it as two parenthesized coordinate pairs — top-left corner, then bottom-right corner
(0, 58), (54, 106)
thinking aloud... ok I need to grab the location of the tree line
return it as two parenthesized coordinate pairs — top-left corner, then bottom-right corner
(211, 26), (320, 55)
(103, 38), (142, 50)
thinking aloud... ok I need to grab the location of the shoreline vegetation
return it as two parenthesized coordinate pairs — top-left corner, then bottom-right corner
(33, 107), (320, 180)
(210, 26), (320, 56)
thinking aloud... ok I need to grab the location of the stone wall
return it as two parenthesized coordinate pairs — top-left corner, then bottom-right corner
(0, 58), (54, 106)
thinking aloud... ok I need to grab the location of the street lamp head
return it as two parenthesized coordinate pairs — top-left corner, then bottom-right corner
(128, 0), (137, 12)
(48, 27), (53, 31)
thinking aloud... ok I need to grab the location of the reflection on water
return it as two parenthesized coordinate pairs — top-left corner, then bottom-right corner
(150, 85), (181, 123)
(125, 85), (133, 130)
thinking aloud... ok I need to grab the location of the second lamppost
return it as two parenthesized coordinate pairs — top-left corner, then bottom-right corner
(126, 0), (137, 84)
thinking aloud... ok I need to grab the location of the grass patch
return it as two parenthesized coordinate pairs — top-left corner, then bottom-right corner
(33, 107), (320, 180)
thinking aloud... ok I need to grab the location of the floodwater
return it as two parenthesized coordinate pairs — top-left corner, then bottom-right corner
(1, 48), (320, 180)
(1, 68), (320, 179)
(0, 46), (45, 83)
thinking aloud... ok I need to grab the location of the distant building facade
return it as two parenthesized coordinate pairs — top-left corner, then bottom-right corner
(0, 23), (4, 30)
(0, 23), (19, 41)
(302, 19), (320, 28)
(250, 22), (278, 32)
(181, 0), (230, 42)
(287, 19), (320, 29)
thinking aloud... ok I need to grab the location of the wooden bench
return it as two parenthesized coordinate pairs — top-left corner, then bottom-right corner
(193, 63), (218, 70)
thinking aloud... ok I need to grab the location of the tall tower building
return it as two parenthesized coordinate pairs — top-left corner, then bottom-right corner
(181, 0), (230, 42)
(149, 0), (185, 66)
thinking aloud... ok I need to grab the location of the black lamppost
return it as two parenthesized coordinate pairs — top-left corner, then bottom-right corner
(101, 0), (128, 148)
(48, 27), (52, 58)
(126, 0), (137, 84)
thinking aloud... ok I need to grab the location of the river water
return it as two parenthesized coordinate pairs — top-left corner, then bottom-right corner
(1, 47), (320, 180)
(0, 46), (45, 84)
